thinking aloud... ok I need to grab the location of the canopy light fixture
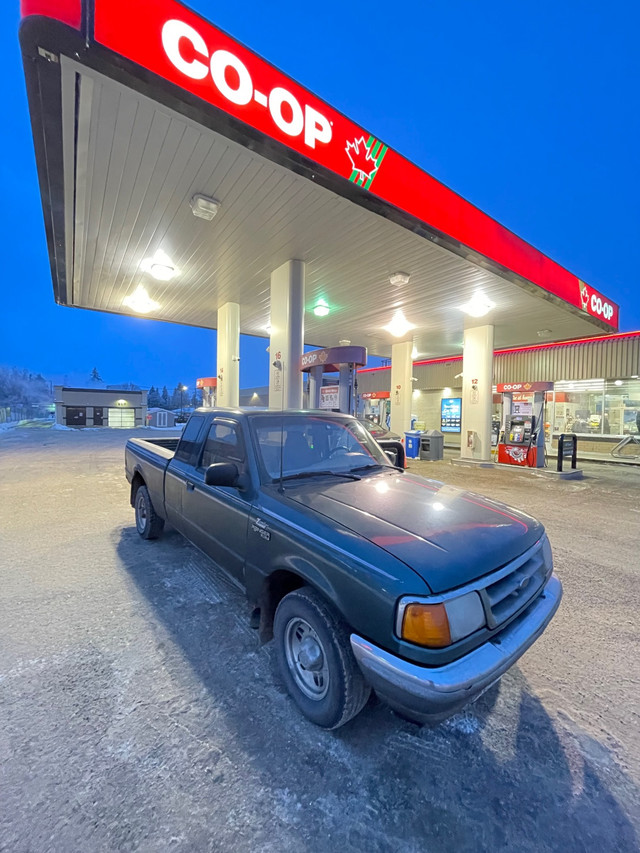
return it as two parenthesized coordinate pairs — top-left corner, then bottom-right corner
(123, 285), (160, 314)
(190, 193), (220, 220)
(389, 272), (410, 287)
(459, 292), (495, 318)
(384, 309), (415, 338)
(411, 347), (419, 359)
(140, 249), (178, 281)
(313, 299), (331, 317)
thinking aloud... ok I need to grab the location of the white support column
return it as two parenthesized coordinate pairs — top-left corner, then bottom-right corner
(269, 260), (305, 409)
(460, 324), (494, 462)
(308, 365), (323, 409)
(390, 340), (413, 437)
(217, 302), (240, 408)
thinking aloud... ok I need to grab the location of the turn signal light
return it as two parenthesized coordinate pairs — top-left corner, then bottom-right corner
(401, 602), (452, 648)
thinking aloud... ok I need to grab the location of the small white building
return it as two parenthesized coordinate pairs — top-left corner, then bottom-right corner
(146, 407), (177, 428)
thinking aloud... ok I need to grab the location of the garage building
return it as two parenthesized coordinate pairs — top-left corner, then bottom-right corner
(55, 386), (147, 428)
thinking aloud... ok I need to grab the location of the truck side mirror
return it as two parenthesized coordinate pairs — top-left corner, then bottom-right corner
(204, 462), (239, 487)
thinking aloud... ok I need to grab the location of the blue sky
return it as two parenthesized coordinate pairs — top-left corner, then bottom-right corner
(2, 1), (638, 390)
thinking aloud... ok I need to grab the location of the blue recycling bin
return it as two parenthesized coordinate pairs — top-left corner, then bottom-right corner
(404, 430), (421, 459)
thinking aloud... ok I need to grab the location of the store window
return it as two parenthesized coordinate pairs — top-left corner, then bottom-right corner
(552, 378), (640, 437)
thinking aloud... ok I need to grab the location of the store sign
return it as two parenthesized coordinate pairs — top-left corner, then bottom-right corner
(319, 385), (339, 410)
(82, 0), (611, 328)
(361, 391), (390, 400)
(497, 382), (554, 392)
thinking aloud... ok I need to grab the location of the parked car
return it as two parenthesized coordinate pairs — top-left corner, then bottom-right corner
(358, 417), (401, 442)
(125, 409), (562, 729)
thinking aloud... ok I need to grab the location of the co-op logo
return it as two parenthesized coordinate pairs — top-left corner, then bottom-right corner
(301, 353), (318, 367)
(580, 283), (614, 321)
(162, 20), (333, 150)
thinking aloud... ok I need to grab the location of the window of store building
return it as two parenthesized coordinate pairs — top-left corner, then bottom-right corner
(552, 378), (640, 437)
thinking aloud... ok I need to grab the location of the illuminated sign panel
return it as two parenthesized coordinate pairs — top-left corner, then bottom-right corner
(441, 397), (462, 433)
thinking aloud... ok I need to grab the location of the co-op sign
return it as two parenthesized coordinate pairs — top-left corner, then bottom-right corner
(580, 282), (615, 322)
(162, 21), (332, 150)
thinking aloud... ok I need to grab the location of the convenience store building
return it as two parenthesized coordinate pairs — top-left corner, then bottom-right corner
(358, 331), (640, 457)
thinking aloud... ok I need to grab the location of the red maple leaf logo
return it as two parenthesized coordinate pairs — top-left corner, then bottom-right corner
(346, 137), (378, 181)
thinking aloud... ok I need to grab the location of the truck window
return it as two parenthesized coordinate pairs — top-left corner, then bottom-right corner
(198, 420), (246, 473)
(174, 415), (207, 464)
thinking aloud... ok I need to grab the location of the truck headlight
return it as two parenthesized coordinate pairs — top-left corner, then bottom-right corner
(397, 591), (486, 648)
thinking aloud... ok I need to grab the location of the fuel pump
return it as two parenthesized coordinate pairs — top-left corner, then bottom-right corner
(300, 344), (367, 415)
(196, 377), (217, 408)
(497, 382), (552, 468)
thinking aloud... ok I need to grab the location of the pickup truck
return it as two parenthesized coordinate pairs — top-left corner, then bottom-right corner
(125, 408), (562, 729)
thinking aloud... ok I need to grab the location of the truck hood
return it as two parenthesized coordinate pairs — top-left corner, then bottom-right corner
(283, 471), (543, 593)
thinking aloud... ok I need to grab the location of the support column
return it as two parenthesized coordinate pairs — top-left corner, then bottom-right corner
(460, 324), (494, 462)
(269, 260), (305, 409)
(308, 365), (323, 409)
(389, 340), (413, 437)
(217, 302), (240, 408)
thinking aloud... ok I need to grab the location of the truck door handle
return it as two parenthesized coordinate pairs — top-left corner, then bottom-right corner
(186, 481), (195, 492)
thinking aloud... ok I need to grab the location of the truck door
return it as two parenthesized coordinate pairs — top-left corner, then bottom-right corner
(164, 414), (208, 530)
(181, 417), (252, 585)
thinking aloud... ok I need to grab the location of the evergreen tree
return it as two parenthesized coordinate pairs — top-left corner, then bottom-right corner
(161, 385), (169, 407)
(89, 367), (103, 383)
(147, 386), (161, 407)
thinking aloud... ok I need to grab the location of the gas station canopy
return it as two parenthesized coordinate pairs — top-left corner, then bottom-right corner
(20, 0), (619, 360)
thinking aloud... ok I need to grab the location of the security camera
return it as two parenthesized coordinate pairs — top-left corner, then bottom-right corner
(454, 372), (463, 379)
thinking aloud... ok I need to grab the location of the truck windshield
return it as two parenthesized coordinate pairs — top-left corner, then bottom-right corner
(251, 415), (395, 482)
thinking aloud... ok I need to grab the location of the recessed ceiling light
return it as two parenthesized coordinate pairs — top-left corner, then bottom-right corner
(313, 299), (330, 317)
(140, 250), (178, 281)
(389, 272), (410, 287)
(460, 292), (495, 318)
(190, 193), (220, 220)
(123, 285), (160, 314)
(384, 309), (415, 338)
(537, 328), (552, 337)
(614, 379), (623, 386)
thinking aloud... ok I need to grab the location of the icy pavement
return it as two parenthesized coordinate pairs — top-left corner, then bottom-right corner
(0, 427), (639, 852)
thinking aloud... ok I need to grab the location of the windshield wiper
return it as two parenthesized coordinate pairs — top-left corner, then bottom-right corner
(280, 469), (361, 482)
(349, 463), (387, 473)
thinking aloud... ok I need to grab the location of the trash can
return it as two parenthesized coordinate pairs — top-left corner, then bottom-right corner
(420, 429), (444, 461)
(404, 430), (422, 459)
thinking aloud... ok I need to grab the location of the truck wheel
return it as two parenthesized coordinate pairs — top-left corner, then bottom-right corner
(274, 587), (371, 729)
(134, 484), (164, 540)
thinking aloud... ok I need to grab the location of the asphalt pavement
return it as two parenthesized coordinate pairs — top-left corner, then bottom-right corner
(1, 425), (639, 852)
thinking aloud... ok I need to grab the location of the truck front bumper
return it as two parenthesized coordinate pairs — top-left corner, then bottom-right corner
(350, 574), (562, 724)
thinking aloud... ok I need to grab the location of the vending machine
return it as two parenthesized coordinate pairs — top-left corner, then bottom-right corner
(497, 382), (552, 468)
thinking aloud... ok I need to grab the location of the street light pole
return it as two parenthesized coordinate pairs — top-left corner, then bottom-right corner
(180, 385), (188, 420)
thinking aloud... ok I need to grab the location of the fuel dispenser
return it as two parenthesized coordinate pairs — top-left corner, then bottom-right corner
(497, 382), (552, 468)
(300, 344), (367, 416)
(360, 391), (391, 426)
(196, 377), (217, 408)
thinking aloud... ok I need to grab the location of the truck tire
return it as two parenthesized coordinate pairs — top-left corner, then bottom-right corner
(274, 586), (371, 729)
(134, 484), (165, 540)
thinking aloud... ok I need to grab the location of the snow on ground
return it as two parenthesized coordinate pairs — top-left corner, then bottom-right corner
(0, 427), (638, 852)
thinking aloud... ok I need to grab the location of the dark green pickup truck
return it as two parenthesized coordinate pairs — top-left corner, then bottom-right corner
(125, 408), (562, 729)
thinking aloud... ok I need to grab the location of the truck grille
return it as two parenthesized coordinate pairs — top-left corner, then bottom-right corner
(480, 542), (551, 629)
